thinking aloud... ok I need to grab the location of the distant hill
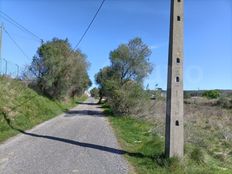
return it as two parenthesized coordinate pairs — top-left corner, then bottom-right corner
(148, 89), (232, 98)
(184, 89), (232, 97)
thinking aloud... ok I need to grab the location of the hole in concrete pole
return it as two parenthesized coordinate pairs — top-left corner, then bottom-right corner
(175, 120), (179, 126)
(176, 76), (180, 82)
(178, 0), (181, 2)
(177, 58), (180, 63)
(177, 16), (181, 21)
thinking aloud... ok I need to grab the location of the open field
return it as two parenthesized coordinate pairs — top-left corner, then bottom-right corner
(104, 95), (232, 174)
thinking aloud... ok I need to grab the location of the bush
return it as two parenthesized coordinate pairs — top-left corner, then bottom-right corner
(202, 90), (221, 99)
(184, 91), (191, 99)
(217, 96), (232, 109)
(107, 81), (150, 116)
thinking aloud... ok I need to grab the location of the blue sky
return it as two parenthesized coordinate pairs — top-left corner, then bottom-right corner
(0, 0), (231, 90)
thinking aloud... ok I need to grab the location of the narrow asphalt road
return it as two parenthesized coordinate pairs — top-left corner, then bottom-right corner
(0, 98), (129, 174)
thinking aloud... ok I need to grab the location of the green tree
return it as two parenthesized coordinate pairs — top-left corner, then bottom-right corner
(109, 37), (153, 85)
(90, 87), (99, 98)
(95, 66), (116, 103)
(95, 37), (153, 115)
(28, 38), (91, 99)
(202, 90), (221, 99)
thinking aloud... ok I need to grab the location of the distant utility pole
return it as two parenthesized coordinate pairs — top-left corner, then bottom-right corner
(0, 23), (3, 75)
(16, 64), (19, 78)
(165, 0), (184, 158)
(3, 58), (7, 75)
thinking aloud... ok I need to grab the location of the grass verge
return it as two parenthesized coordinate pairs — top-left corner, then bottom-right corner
(104, 106), (232, 174)
(0, 77), (87, 143)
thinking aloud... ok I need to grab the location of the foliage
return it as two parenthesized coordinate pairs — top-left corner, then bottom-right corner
(202, 90), (221, 99)
(95, 37), (153, 115)
(107, 81), (150, 115)
(217, 96), (232, 109)
(90, 87), (99, 98)
(152, 88), (165, 100)
(95, 66), (116, 103)
(109, 37), (153, 84)
(184, 91), (191, 99)
(25, 38), (91, 99)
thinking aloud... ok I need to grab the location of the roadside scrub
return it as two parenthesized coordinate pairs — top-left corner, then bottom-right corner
(103, 106), (232, 174)
(0, 77), (87, 142)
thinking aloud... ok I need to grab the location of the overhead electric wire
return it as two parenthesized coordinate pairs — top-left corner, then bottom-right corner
(73, 0), (106, 50)
(0, 10), (43, 42)
(3, 28), (30, 61)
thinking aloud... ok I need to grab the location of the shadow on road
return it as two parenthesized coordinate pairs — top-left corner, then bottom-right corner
(15, 129), (160, 160)
(76, 102), (98, 106)
(2, 104), (166, 167)
(19, 129), (165, 164)
(64, 109), (105, 117)
(17, 128), (127, 155)
(1, 111), (158, 161)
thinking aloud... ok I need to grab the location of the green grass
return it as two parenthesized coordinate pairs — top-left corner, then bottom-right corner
(104, 107), (232, 174)
(0, 77), (87, 142)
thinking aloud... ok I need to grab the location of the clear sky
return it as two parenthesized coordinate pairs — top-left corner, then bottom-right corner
(0, 0), (231, 90)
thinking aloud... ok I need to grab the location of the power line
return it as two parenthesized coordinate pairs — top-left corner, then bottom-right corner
(73, 0), (106, 50)
(3, 28), (31, 61)
(0, 11), (43, 42)
(0, 10), (43, 43)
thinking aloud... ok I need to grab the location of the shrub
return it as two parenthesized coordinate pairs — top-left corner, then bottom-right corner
(202, 90), (221, 99)
(217, 96), (232, 109)
(184, 91), (191, 99)
(107, 81), (150, 116)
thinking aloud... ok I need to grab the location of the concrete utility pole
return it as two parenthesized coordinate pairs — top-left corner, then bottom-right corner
(3, 59), (7, 75)
(0, 24), (3, 75)
(16, 64), (19, 78)
(165, 0), (184, 158)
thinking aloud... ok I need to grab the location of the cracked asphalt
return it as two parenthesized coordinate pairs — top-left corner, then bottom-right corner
(0, 98), (129, 174)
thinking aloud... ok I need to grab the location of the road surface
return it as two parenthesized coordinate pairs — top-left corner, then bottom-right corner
(0, 98), (129, 174)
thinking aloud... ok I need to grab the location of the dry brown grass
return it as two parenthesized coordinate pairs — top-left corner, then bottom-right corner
(133, 96), (232, 167)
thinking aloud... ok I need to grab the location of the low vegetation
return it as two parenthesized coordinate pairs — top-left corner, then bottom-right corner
(217, 95), (232, 109)
(105, 101), (232, 174)
(92, 37), (232, 173)
(0, 76), (86, 143)
(202, 90), (221, 99)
